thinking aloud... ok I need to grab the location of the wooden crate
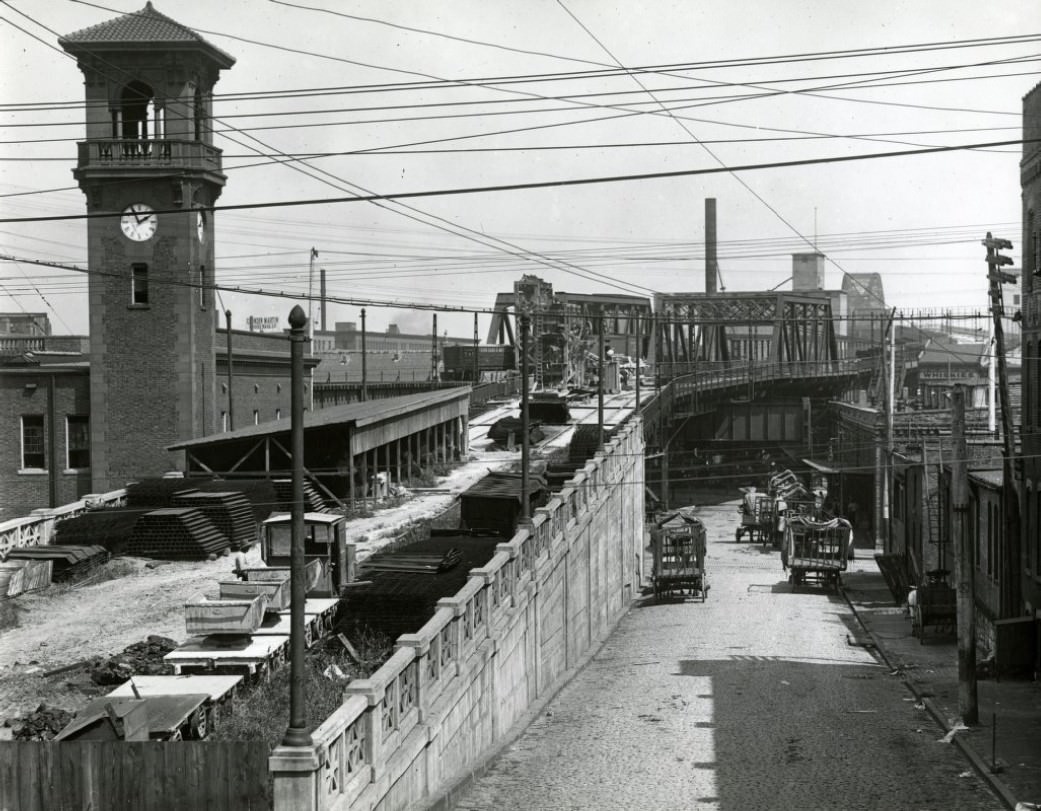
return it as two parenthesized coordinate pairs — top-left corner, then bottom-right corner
(184, 592), (267, 636)
(219, 578), (290, 611)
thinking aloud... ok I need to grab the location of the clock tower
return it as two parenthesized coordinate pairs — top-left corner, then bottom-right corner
(60, 3), (235, 490)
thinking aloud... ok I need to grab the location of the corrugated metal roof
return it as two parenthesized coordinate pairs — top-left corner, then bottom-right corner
(167, 387), (469, 450)
(60, 2), (235, 67)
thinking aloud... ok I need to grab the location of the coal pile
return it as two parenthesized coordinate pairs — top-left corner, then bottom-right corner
(53, 509), (144, 555)
(459, 471), (548, 539)
(6, 704), (75, 741)
(171, 491), (257, 550)
(125, 508), (228, 560)
(339, 532), (500, 642)
(487, 416), (543, 447)
(568, 424), (613, 464)
(89, 636), (177, 685)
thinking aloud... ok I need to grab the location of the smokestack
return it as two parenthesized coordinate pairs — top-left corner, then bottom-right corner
(705, 198), (717, 294)
(320, 268), (327, 332)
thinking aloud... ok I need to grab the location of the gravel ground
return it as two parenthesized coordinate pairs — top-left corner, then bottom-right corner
(0, 444), (520, 733)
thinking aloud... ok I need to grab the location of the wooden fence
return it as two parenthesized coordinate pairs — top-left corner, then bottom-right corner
(0, 741), (270, 811)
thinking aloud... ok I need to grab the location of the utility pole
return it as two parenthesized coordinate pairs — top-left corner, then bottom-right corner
(952, 384), (978, 725)
(519, 313), (531, 525)
(598, 311), (605, 448)
(360, 308), (368, 402)
(431, 313), (438, 382)
(984, 232), (1022, 617)
(473, 312), (479, 383)
(224, 309), (234, 431)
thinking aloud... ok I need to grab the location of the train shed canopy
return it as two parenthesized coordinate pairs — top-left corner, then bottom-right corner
(167, 388), (471, 506)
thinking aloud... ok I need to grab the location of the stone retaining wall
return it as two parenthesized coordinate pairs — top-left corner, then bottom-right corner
(270, 418), (645, 811)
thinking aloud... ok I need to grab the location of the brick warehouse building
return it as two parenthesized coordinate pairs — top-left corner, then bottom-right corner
(1, 327), (316, 520)
(0, 5), (319, 520)
(1020, 80), (1041, 666)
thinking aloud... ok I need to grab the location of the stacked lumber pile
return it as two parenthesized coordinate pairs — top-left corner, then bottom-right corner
(5, 544), (108, 583)
(0, 558), (52, 598)
(362, 547), (462, 574)
(125, 508), (229, 560)
(53, 509), (143, 555)
(339, 533), (499, 641)
(272, 479), (327, 512)
(171, 491), (256, 550)
(127, 477), (280, 524)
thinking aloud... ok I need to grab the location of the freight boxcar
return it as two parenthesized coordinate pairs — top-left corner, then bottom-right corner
(442, 345), (516, 380)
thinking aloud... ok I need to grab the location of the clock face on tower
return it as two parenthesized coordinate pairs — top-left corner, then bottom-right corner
(196, 210), (206, 244)
(120, 203), (157, 241)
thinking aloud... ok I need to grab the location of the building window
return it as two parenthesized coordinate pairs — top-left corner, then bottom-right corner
(220, 410), (228, 432)
(275, 408), (282, 420)
(199, 264), (206, 310)
(253, 410), (260, 425)
(21, 414), (45, 469)
(66, 415), (90, 470)
(131, 264), (149, 305)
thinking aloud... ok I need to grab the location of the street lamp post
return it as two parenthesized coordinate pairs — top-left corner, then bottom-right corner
(282, 304), (312, 748)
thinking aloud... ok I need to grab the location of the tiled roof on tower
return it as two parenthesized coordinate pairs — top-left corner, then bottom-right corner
(59, 2), (234, 67)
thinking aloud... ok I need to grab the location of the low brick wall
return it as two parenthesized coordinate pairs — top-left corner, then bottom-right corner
(270, 419), (645, 811)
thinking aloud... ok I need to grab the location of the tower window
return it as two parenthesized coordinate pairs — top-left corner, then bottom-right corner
(66, 415), (90, 470)
(21, 414), (45, 470)
(131, 264), (149, 305)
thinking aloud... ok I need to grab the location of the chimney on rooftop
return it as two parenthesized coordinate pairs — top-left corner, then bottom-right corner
(705, 198), (717, 295)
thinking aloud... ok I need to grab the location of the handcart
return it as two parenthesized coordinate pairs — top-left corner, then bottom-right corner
(781, 515), (852, 591)
(735, 488), (772, 543)
(910, 569), (956, 643)
(768, 470), (814, 549)
(651, 508), (708, 602)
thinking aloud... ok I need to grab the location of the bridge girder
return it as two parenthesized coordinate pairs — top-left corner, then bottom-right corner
(653, 291), (839, 376)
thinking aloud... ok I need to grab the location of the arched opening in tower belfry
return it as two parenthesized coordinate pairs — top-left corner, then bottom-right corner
(193, 86), (205, 141)
(115, 80), (160, 142)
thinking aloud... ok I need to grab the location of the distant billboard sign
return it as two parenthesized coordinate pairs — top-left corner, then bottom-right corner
(248, 316), (281, 332)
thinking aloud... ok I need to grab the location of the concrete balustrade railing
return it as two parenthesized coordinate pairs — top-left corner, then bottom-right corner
(271, 419), (645, 811)
(0, 488), (127, 559)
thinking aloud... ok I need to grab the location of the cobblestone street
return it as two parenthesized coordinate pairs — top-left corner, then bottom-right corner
(447, 501), (1003, 811)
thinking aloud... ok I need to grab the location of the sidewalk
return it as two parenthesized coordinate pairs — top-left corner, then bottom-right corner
(843, 565), (1041, 810)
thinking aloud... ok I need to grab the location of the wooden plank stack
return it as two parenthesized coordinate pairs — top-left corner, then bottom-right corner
(272, 479), (327, 512)
(171, 491), (257, 550)
(5, 545), (108, 582)
(125, 508), (229, 560)
(0, 559), (52, 598)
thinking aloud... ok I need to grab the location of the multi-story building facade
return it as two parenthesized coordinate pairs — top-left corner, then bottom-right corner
(1020, 81), (1041, 668)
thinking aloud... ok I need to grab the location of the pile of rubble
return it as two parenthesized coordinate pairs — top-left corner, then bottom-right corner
(5, 703), (75, 741)
(89, 635), (177, 685)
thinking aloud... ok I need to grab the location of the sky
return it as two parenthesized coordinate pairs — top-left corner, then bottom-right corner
(1, 0), (1038, 342)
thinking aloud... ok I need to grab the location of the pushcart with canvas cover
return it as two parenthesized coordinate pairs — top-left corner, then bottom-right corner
(651, 508), (708, 602)
(782, 515), (852, 591)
